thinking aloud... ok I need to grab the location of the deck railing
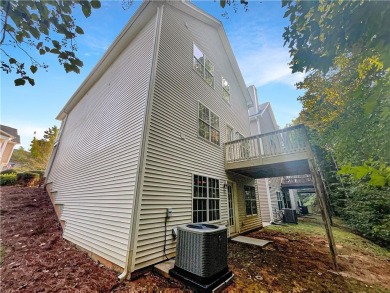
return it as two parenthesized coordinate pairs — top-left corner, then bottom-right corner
(225, 124), (310, 163)
(281, 174), (313, 186)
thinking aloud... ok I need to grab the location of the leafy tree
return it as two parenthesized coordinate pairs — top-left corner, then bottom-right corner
(30, 126), (58, 169)
(11, 126), (58, 171)
(1, 0), (101, 86)
(282, 0), (390, 73)
(285, 1), (390, 246)
(295, 54), (390, 167)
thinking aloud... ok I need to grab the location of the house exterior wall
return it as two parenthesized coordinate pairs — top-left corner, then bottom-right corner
(256, 178), (271, 222)
(132, 4), (259, 271)
(45, 14), (157, 269)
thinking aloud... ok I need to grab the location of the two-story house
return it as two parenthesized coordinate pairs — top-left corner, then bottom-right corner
(45, 1), (264, 279)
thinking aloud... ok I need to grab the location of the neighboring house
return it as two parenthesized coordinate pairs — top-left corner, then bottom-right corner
(247, 88), (314, 224)
(247, 87), (284, 224)
(0, 125), (20, 170)
(45, 1), (262, 278)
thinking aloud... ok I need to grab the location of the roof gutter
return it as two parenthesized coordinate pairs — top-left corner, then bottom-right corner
(119, 3), (163, 281)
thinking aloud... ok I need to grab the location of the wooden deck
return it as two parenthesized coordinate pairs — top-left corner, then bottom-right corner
(281, 175), (314, 189)
(225, 125), (313, 178)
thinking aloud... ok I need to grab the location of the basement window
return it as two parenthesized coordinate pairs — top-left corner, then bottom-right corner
(198, 102), (220, 145)
(244, 186), (257, 216)
(193, 44), (214, 88)
(193, 175), (220, 223)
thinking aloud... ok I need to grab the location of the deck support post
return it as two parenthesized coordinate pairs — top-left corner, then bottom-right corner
(308, 159), (338, 270)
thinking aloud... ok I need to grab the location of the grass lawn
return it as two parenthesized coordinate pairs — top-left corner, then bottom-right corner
(267, 215), (390, 259)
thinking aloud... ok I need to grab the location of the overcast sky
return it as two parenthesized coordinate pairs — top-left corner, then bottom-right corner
(1, 0), (304, 149)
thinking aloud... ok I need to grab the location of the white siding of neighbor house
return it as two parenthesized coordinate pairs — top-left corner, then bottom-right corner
(131, 4), (259, 271)
(46, 15), (157, 268)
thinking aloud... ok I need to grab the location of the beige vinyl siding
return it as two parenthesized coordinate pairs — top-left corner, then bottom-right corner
(229, 173), (262, 233)
(46, 15), (157, 268)
(132, 4), (257, 271)
(257, 178), (271, 222)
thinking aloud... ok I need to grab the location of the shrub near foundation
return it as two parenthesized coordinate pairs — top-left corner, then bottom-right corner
(0, 173), (17, 186)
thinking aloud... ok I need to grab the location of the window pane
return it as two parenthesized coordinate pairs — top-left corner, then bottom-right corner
(205, 71), (214, 87)
(246, 200), (252, 215)
(211, 128), (220, 145)
(193, 186), (198, 197)
(193, 211), (198, 223)
(194, 58), (204, 76)
(199, 103), (209, 122)
(222, 77), (230, 92)
(252, 201), (258, 214)
(210, 113), (219, 129)
(193, 44), (204, 60)
(199, 120), (210, 140)
(201, 211), (207, 222)
(205, 58), (214, 74)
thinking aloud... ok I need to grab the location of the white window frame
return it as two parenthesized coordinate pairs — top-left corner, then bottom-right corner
(192, 174), (220, 223)
(222, 76), (230, 103)
(244, 185), (257, 216)
(198, 102), (220, 145)
(193, 43), (214, 88)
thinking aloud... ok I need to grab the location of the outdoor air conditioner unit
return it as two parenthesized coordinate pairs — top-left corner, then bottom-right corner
(170, 223), (233, 291)
(283, 208), (298, 224)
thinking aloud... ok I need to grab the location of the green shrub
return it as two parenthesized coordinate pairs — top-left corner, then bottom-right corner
(341, 185), (390, 249)
(0, 173), (17, 186)
(1, 169), (17, 175)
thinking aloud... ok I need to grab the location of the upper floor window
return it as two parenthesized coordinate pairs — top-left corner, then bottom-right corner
(222, 77), (230, 103)
(199, 102), (220, 145)
(193, 44), (214, 88)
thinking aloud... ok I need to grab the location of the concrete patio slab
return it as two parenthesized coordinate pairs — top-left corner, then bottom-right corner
(231, 236), (272, 247)
(154, 259), (175, 279)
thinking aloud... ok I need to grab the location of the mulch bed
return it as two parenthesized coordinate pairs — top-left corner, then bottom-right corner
(0, 186), (118, 292)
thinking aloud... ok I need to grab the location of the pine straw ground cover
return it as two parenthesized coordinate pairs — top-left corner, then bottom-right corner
(1, 186), (389, 292)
